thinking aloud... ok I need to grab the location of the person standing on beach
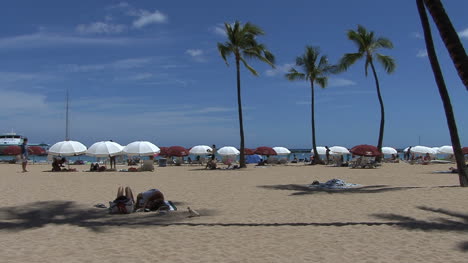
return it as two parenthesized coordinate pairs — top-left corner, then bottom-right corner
(325, 146), (330, 165)
(211, 144), (216, 161)
(20, 138), (29, 172)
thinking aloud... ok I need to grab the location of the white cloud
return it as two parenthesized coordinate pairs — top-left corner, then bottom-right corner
(59, 57), (152, 73)
(416, 49), (428, 58)
(185, 49), (206, 62)
(0, 90), (49, 113)
(412, 32), (423, 39)
(107, 2), (129, 9)
(132, 10), (168, 28)
(328, 78), (356, 87)
(76, 22), (127, 35)
(128, 73), (154, 80)
(212, 24), (226, 37)
(0, 72), (54, 83)
(186, 49), (203, 57)
(0, 32), (132, 49)
(265, 63), (294, 77)
(458, 28), (468, 39)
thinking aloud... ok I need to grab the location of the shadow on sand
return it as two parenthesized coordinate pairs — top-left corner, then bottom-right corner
(372, 206), (468, 252)
(257, 184), (430, 195)
(0, 201), (217, 233)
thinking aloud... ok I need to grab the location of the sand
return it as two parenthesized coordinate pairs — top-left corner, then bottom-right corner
(1, 161), (467, 262)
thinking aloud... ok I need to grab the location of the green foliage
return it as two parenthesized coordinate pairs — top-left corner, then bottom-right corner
(285, 46), (335, 87)
(217, 21), (275, 72)
(339, 25), (396, 75)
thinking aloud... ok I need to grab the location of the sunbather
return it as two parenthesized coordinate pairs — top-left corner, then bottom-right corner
(109, 186), (135, 214)
(135, 188), (167, 211)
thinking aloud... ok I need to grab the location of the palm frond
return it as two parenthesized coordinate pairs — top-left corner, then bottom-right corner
(240, 57), (258, 76)
(375, 53), (396, 73)
(285, 68), (306, 81)
(217, 43), (233, 65)
(243, 22), (265, 36)
(338, 52), (363, 72)
(317, 55), (329, 70)
(315, 77), (328, 89)
(374, 37), (394, 49)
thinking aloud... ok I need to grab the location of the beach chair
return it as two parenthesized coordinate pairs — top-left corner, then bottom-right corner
(140, 160), (154, 171)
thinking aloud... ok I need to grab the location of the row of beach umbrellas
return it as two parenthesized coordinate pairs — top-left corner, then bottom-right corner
(46, 140), (468, 158)
(46, 141), (294, 157)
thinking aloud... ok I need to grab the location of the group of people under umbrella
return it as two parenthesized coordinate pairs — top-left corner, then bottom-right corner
(41, 139), (468, 171)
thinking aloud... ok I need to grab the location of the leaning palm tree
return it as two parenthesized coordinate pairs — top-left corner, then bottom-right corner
(285, 46), (336, 164)
(422, 0), (468, 91)
(217, 21), (275, 168)
(416, 0), (468, 186)
(339, 25), (396, 162)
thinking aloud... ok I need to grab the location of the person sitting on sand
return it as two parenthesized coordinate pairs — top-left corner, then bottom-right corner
(51, 157), (67, 171)
(205, 159), (217, 170)
(90, 162), (99, 171)
(256, 159), (266, 166)
(109, 186), (135, 214)
(135, 188), (168, 211)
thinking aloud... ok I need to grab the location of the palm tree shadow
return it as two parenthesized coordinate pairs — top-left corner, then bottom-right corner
(258, 184), (423, 195)
(0, 201), (217, 233)
(372, 206), (468, 252)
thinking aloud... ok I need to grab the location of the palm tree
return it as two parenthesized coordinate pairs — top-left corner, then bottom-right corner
(416, 0), (468, 186)
(285, 46), (336, 164)
(339, 25), (396, 162)
(422, 0), (468, 91)
(217, 21), (275, 168)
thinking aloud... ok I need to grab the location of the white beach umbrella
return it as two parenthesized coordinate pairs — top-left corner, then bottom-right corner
(189, 145), (213, 155)
(438, 145), (453, 154)
(431, 147), (440, 154)
(329, 146), (350, 155)
(410, 145), (435, 155)
(273, 146), (291, 155)
(311, 146), (327, 155)
(217, 146), (240, 156)
(86, 141), (124, 157)
(381, 147), (398, 155)
(123, 141), (160, 156)
(48, 140), (87, 156)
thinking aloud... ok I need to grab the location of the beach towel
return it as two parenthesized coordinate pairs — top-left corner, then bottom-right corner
(309, 179), (361, 189)
(109, 196), (135, 214)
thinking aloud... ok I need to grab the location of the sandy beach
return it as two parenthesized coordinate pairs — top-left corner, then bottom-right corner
(1, 162), (467, 262)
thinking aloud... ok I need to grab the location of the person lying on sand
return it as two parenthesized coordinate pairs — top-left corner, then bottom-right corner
(135, 188), (168, 212)
(109, 186), (135, 214)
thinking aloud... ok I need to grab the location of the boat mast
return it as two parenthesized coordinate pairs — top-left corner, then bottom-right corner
(65, 89), (70, 141)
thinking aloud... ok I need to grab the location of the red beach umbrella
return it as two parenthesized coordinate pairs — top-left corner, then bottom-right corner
(462, 147), (468, 155)
(167, 146), (189, 157)
(254, 146), (277, 156)
(158, 147), (169, 157)
(350, 144), (382, 157)
(244, 148), (255, 155)
(29, 146), (47, 156)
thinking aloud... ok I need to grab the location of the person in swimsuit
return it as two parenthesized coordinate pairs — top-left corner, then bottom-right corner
(135, 189), (167, 211)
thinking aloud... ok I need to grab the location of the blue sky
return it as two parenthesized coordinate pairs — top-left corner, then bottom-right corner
(0, 0), (467, 149)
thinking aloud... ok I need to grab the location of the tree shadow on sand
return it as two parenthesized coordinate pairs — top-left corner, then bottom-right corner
(257, 184), (430, 195)
(0, 201), (217, 233)
(372, 206), (468, 252)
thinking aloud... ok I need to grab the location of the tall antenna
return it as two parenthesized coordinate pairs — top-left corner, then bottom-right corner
(65, 89), (70, 141)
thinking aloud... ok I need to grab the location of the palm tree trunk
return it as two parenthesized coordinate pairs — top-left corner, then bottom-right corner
(235, 57), (246, 168)
(417, 0), (468, 186)
(423, 0), (468, 91)
(310, 80), (321, 164)
(369, 60), (385, 162)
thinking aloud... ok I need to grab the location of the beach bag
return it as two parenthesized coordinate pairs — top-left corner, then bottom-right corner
(109, 196), (134, 214)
